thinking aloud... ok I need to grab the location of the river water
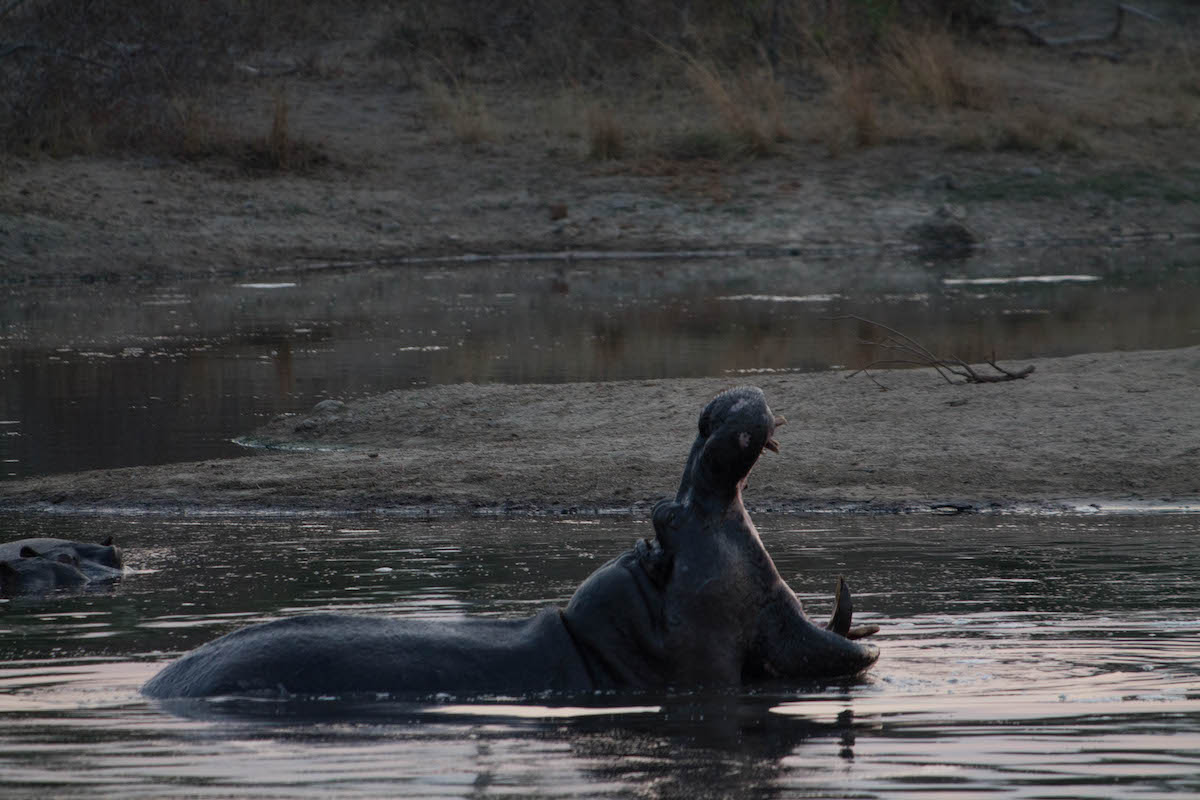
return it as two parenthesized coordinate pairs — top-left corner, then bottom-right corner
(3, 248), (1199, 795)
(3, 247), (1199, 478)
(1, 511), (1197, 798)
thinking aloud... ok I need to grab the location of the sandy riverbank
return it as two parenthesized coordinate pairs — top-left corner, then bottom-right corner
(1, 346), (1196, 516)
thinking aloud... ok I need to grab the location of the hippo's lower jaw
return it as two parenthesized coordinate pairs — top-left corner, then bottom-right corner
(750, 583), (879, 683)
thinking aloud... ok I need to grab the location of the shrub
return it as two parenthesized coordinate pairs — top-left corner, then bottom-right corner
(587, 106), (626, 160)
(0, 0), (356, 156)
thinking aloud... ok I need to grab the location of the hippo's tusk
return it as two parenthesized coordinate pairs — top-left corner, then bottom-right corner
(825, 575), (880, 639)
(844, 624), (880, 640)
(826, 575), (853, 635)
(774, 415), (787, 427)
(764, 437), (780, 453)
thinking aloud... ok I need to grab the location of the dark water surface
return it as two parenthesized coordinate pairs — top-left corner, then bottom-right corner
(0, 512), (1197, 798)
(3, 247), (1199, 478)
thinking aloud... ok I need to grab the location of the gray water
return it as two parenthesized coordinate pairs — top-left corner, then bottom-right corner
(1, 512), (1197, 798)
(3, 247), (1199, 479)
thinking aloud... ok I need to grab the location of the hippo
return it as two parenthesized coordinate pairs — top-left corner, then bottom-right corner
(0, 546), (90, 595)
(0, 537), (124, 581)
(142, 386), (878, 699)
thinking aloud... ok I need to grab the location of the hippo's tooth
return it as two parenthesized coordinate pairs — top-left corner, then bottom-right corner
(763, 437), (780, 453)
(774, 415), (787, 427)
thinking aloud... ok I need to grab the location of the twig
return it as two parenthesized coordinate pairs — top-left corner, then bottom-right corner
(828, 315), (1035, 389)
(979, 359), (1036, 382)
(1121, 4), (1163, 24)
(1000, 4), (1160, 48)
(855, 340), (961, 384)
(0, 42), (115, 71)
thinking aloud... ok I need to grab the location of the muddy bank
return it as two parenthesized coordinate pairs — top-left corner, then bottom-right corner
(2, 346), (1196, 515)
(3, 60), (1198, 284)
(4, 140), (1198, 286)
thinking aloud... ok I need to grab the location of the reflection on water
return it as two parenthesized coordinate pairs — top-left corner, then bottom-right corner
(0, 512), (1197, 797)
(2, 246), (1199, 478)
(942, 273), (1101, 285)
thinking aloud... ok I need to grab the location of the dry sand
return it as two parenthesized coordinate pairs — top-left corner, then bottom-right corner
(2, 345), (1196, 515)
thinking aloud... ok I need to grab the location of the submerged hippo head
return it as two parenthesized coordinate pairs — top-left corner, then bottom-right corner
(0, 537), (123, 581)
(68, 536), (123, 572)
(0, 546), (91, 596)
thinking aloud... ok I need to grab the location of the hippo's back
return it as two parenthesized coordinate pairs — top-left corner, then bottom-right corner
(142, 609), (594, 699)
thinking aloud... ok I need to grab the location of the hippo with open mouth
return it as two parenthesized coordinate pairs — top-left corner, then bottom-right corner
(142, 386), (878, 699)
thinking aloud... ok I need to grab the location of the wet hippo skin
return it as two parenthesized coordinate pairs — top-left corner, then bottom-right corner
(0, 546), (90, 595)
(0, 537), (124, 595)
(142, 387), (878, 699)
(0, 537), (124, 580)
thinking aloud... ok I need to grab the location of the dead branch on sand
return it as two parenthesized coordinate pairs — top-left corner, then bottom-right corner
(829, 315), (1035, 391)
(999, 4), (1161, 50)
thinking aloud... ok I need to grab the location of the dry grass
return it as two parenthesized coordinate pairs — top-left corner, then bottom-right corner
(825, 67), (885, 152)
(172, 99), (230, 159)
(267, 89), (292, 169)
(586, 106), (625, 160)
(1174, 36), (1200, 103)
(136, 89), (327, 173)
(882, 26), (992, 111)
(940, 103), (1090, 155)
(2, 0), (1197, 167)
(244, 94), (328, 172)
(995, 105), (1091, 154)
(423, 77), (498, 145)
(686, 62), (790, 157)
(0, 0), (346, 160)
(1071, 37), (1200, 133)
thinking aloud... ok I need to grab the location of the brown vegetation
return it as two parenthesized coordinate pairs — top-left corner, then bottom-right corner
(423, 76), (498, 146)
(586, 106), (626, 161)
(2, 0), (1196, 169)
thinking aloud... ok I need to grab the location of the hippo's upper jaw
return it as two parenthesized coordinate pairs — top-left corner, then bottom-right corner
(675, 386), (785, 512)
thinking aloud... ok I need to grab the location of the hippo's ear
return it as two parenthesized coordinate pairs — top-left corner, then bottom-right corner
(100, 536), (115, 547)
(19, 546), (40, 558)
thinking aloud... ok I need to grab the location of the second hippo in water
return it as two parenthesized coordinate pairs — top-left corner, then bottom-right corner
(0, 546), (90, 595)
(0, 536), (125, 596)
(143, 386), (878, 699)
(0, 536), (124, 581)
